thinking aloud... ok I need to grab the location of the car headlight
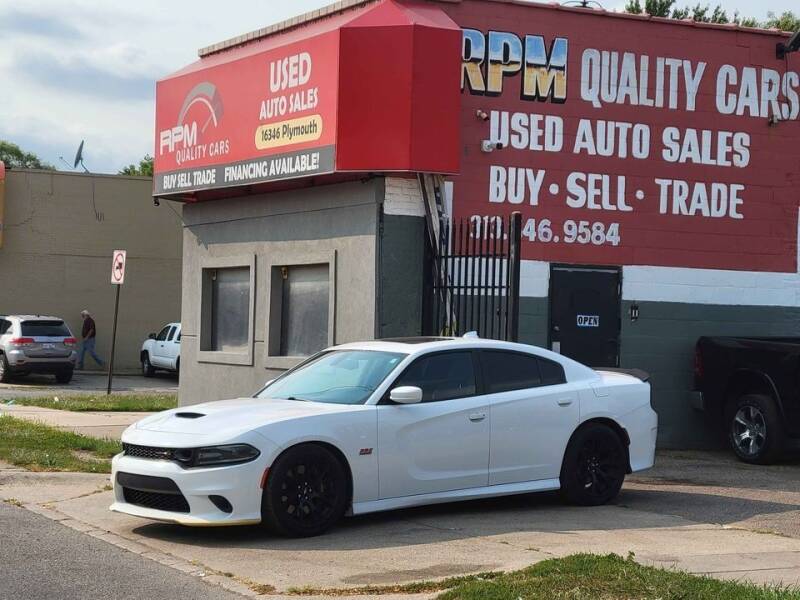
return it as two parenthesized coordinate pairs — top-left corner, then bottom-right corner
(178, 444), (260, 468)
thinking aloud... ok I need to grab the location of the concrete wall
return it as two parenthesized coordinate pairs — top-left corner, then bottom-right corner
(179, 179), (381, 405)
(378, 177), (426, 338)
(0, 169), (183, 372)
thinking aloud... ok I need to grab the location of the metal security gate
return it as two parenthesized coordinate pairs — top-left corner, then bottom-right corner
(424, 212), (522, 341)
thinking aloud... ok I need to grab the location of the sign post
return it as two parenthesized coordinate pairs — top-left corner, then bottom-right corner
(107, 250), (126, 395)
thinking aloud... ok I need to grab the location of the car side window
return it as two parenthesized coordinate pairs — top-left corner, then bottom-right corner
(539, 357), (567, 385)
(167, 326), (176, 342)
(481, 351), (542, 393)
(393, 351), (476, 402)
(156, 326), (170, 341)
(0, 320), (9, 335)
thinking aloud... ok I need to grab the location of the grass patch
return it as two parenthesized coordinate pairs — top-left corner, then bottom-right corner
(5, 393), (177, 412)
(0, 416), (120, 473)
(287, 572), (503, 596)
(436, 553), (800, 600)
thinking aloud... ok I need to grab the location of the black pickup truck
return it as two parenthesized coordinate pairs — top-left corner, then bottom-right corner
(694, 336), (800, 464)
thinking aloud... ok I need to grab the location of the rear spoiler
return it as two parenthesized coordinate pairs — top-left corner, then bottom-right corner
(597, 368), (650, 383)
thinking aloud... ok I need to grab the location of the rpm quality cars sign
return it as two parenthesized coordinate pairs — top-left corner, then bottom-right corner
(154, 32), (338, 195)
(447, 1), (800, 273)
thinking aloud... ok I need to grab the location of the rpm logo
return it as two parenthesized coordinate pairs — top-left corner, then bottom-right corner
(159, 82), (230, 165)
(462, 29), (568, 102)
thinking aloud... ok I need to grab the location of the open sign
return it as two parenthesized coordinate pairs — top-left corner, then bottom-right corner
(577, 315), (599, 328)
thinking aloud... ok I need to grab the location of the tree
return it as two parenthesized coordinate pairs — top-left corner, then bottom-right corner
(119, 154), (154, 177)
(764, 11), (800, 32)
(0, 140), (55, 170)
(623, 2), (799, 31)
(624, 0), (675, 17)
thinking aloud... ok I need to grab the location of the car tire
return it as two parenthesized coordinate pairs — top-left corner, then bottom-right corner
(0, 354), (10, 383)
(261, 444), (348, 538)
(55, 369), (73, 384)
(175, 357), (180, 380)
(141, 354), (155, 377)
(560, 422), (627, 506)
(726, 394), (783, 465)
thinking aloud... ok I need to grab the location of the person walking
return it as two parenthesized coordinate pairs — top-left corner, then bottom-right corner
(77, 310), (105, 370)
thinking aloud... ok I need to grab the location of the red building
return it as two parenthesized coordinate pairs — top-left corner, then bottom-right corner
(155, 0), (800, 448)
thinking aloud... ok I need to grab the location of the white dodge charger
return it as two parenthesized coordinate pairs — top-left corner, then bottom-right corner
(111, 336), (657, 537)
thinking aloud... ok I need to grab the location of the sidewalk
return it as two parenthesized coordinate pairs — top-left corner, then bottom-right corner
(0, 404), (149, 438)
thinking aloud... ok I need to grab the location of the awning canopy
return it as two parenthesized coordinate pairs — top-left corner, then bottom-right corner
(153, 0), (461, 199)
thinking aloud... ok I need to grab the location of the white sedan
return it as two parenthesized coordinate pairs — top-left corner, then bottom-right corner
(111, 336), (657, 537)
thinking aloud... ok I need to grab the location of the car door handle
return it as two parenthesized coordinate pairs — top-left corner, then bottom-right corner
(557, 398), (573, 407)
(469, 413), (486, 422)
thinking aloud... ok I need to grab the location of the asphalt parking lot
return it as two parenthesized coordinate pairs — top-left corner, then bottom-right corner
(4, 450), (800, 596)
(0, 372), (177, 400)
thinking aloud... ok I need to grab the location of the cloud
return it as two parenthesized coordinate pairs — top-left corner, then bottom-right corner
(0, 10), (85, 40)
(14, 51), (155, 101)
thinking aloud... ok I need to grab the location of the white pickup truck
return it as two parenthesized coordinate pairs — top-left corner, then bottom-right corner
(140, 322), (180, 377)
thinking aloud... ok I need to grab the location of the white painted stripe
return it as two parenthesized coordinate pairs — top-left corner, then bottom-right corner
(520, 260), (800, 307)
(622, 265), (800, 306)
(520, 260), (549, 297)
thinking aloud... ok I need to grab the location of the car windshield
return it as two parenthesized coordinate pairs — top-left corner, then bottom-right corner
(256, 350), (406, 405)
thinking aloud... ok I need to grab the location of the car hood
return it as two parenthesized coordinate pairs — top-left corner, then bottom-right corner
(133, 397), (360, 438)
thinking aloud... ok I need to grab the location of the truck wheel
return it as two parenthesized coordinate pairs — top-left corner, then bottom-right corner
(726, 394), (784, 464)
(141, 354), (155, 377)
(55, 369), (73, 384)
(559, 423), (627, 506)
(0, 354), (10, 383)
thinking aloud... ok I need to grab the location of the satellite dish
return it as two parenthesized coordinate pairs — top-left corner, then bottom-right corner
(73, 140), (89, 173)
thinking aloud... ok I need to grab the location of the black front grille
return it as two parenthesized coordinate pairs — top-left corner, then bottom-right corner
(123, 442), (175, 461)
(122, 487), (190, 513)
(117, 472), (190, 513)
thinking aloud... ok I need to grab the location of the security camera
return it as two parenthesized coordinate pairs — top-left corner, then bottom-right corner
(481, 140), (504, 153)
(777, 30), (800, 59)
(475, 109), (489, 121)
(153, 197), (161, 207)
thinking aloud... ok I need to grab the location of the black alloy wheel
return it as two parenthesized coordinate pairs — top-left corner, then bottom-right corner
(727, 394), (783, 465)
(560, 423), (627, 506)
(261, 444), (348, 537)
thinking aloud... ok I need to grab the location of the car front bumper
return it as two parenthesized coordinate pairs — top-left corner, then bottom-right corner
(110, 451), (270, 526)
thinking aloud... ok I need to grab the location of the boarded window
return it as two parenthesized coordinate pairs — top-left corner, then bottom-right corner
(279, 264), (329, 357)
(206, 266), (250, 352)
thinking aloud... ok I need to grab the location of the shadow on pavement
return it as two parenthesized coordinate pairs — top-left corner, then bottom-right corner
(130, 481), (800, 551)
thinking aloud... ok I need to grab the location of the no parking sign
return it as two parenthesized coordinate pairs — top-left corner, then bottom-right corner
(111, 250), (126, 285)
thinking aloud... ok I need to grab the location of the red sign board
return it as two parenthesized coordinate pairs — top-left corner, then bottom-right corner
(154, 0), (462, 197)
(154, 31), (339, 195)
(443, 1), (800, 273)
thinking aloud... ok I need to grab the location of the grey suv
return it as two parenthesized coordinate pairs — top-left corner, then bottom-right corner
(0, 315), (78, 383)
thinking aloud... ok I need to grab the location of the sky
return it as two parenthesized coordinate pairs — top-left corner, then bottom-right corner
(1, 0), (795, 174)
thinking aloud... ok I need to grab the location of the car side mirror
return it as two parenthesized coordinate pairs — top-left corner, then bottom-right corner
(148, 333), (156, 339)
(390, 386), (423, 404)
